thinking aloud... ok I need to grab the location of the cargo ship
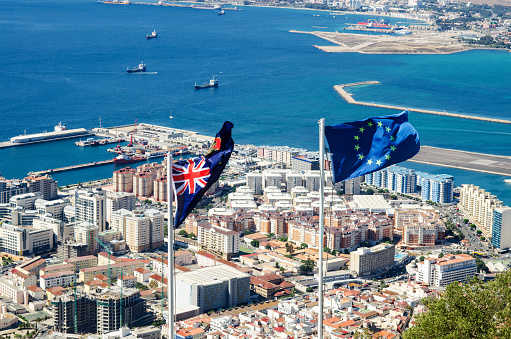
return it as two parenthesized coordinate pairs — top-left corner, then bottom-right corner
(113, 154), (146, 164)
(194, 76), (218, 89)
(127, 62), (146, 73)
(146, 30), (157, 39)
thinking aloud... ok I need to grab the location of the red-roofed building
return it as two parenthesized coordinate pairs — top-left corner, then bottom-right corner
(149, 274), (167, 288)
(134, 267), (152, 283)
(117, 274), (137, 288)
(175, 327), (205, 339)
(26, 285), (45, 300)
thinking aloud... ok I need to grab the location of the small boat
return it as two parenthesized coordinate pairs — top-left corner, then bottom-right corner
(504, 179), (511, 183)
(218, 9), (225, 15)
(127, 62), (146, 73)
(194, 76), (218, 90)
(146, 30), (157, 39)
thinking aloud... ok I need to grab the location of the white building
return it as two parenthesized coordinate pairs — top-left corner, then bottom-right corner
(40, 270), (76, 290)
(35, 197), (71, 220)
(9, 192), (42, 209)
(197, 224), (239, 260)
(74, 189), (107, 232)
(110, 209), (164, 253)
(459, 184), (503, 237)
(415, 254), (477, 287)
(0, 223), (54, 256)
(246, 172), (263, 195)
(106, 191), (136, 225)
(175, 265), (251, 312)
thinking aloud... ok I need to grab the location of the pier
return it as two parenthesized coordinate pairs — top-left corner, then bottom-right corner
(30, 159), (115, 176)
(334, 82), (511, 124)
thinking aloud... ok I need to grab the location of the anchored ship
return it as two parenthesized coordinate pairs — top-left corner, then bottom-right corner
(127, 62), (146, 73)
(146, 30), (157, 39)
(194, 76), (219, 89)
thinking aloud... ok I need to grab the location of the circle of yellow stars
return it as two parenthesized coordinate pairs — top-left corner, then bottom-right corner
(354, 119), (397, 168)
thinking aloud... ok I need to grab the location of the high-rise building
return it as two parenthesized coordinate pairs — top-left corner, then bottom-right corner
(113, 167), (136, 193)
(132, 170), (156, 198)
(417, 173), (454, 203)
(96, 288), (151, 334)
(246, 172), (263, 195)
(75, 189), (106, 232)
(52, 291), (97, 334)
(0, 179), (28, 204)
(197, 224), (239, 260)
(459, 184), (503, 236)
(349, 244), (395, 277)
(110, 209), (164, 253)
(74, 221), (99, 255)
(153, 175), (167, 202)
(24, 175), (58, 200)
(106, 191), (136, 225)
(10, 192), (42, 209)
(492, 207), (511, 251)
(285, 172), (303, 193)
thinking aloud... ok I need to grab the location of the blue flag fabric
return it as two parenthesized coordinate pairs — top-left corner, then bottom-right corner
(325, 111), (420, 183)
(172, 121), (234, 228)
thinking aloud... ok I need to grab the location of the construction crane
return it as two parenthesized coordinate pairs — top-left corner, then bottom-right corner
(95, 237), (113, 287)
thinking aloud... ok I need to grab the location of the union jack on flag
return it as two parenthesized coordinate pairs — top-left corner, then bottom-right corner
(172, 121), (234, 229)
(172, 158), (211, 195)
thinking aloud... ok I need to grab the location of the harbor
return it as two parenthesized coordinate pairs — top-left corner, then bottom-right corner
(334, 81), (511, 125)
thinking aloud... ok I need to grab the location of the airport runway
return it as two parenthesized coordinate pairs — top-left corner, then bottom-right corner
(409, 146), (511, 177)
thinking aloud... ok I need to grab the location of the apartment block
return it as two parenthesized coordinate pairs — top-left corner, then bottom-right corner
(110, 209), (164, 253)
(113, 167), (136, 193)
(492, 207), (511, 251)
(350, 244), (395, 277)
(65, 255), (98, 273)
(415, 254), (477, 287)
(41, 270), (76, 290)
(459, 184), (503, 237)
(74, 189), (106, 232)
(197, 224), (239, 260)
(106, 191), (136, 225)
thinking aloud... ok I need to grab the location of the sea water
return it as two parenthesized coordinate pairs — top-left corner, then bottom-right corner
(1, 0), (510, 202)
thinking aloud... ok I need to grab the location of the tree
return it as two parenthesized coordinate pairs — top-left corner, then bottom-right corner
(268, 232), (275, 239)
(178, 230), (188, 237)
(390, 194), (398, 200)
(299, 257), (315, 275)
(481, 236), (486, 241)
(300, 243), (308, 249)
(344, 249), (349, 254)
(279, 237), (288, 242)
(306, 287), (314, 292)
(438, 253), (444, 258)
(463, 219), (469, 223)
(331, 249), (337, 256)
(470, 224), (476, 229)
(323, 247), (331, 254)
(275, 262), (279, 268)
(476, 230), (482, 235)
(188, 232), (196, 239)
(250, 240), (260, 248)
(402, 270), (511, 339)
(366, 188), (374, 195)
(285, 242), (295, 256)
(148, 280), (159, 289)
(419, 256), (425, 262)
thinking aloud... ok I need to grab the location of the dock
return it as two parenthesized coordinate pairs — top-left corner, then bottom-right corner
(30, 159), (115, 176)
(0, 132), (93, 149)
(334, 82), (511, 124)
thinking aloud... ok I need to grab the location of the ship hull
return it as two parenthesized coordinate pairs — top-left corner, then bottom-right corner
(113, 157), (145, 164)
(194, 83), (219, 90)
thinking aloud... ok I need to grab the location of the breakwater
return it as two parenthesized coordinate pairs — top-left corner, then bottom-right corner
(334, 82), (511, 124)
(30, 159), (115, 176)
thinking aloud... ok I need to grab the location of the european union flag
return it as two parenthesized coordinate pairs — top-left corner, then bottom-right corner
(325, 111), (420, 183)
(172, 121), (234, 228)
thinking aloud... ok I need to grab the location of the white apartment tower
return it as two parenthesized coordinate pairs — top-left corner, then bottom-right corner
(246, 172), (263, 195)
(74, 189), (106, 232)
(110, 209), (164, 253)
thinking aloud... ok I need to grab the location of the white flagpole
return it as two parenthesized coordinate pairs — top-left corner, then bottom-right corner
(167, 152), (175, 339)
(318, 118), (325, 339)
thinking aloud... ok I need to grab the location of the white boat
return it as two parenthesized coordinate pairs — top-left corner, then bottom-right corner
(504, 179), (511, 183)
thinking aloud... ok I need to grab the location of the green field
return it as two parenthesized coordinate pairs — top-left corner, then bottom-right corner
(239, 246), (254, 255)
